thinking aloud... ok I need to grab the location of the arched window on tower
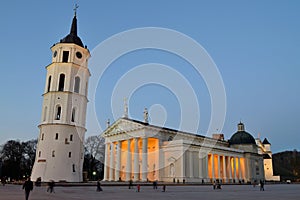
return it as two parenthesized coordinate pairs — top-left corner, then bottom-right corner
(47, 76), (52, 92)
(55, 106), (61, 120)
(71, 108), (76, 122)
(74, 77), (80, 93)
(58, 74), (65, 91)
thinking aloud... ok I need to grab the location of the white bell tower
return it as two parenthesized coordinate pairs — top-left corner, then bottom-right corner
(31, 10), (90, 182)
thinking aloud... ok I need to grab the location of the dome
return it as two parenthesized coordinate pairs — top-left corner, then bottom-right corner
(60, 15), (84, 47)
(229, 122), (256, 145)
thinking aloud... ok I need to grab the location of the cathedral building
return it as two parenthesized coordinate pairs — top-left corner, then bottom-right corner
(102, 109), (268, 183)
(31, 11), (90, 182)
(30, 9), (278, 183)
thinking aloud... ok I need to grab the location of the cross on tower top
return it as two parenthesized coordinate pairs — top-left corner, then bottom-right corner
(73, 4), (79, 16)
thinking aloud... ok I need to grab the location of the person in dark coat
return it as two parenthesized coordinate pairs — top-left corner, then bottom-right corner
(23, 178), (33, 200)
(162, 184), (166, 192)
(129, 179), (133, 189)
(96, 180), (103, 192)
(47, 180), (55, 193)
(260, 180), (265, 191)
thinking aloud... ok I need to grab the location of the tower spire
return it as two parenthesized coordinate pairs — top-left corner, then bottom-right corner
(60, 5), (84, 47)
(70, 4), (79, 36)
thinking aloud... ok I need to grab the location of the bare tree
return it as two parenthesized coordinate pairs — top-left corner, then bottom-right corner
(83, 135), (105, 180)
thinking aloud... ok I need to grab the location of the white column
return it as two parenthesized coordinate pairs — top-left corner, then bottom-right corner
(238, 157), (241, 181)
(199, 153), (203, 179)
(103, 142), (109, 181)
(133, 138), (139, 181)
(115, 141), (121, 181)
(217, 155), (221, 180)
(109, 143), (115, 181)
(141, 137), (148, 181)
(189, 151), (193, 178)
(125, 139), (132, 181)
(233, 157), (237, 182)
(211, 154), (215, 181)
(222, 155), (227, 183)
(204, 154), (208, 181)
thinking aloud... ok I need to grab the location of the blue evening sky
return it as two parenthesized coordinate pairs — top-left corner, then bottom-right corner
(0, 0), (299, 153)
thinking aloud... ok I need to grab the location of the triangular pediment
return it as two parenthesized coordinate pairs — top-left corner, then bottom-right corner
(102, 118), (147, 137)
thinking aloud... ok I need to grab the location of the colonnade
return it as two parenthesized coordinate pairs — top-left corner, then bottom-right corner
(104, 137), (159, 182)
(207, 153), (246, 182)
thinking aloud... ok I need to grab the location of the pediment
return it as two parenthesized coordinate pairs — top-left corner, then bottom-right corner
(102, 118), (146, 137)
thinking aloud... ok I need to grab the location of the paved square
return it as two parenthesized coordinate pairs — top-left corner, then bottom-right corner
(0, 184), (299, 200)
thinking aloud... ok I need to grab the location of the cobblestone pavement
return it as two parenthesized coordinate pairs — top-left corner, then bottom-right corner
(0, 184), (299, 200)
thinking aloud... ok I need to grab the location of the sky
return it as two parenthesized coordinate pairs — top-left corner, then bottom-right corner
(0, 0), (299, 153)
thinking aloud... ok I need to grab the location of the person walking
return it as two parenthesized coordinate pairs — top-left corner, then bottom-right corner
(96, 180), (103, 192)
(162, 184), (166, 192)
(23, 178), (33, 200)
(47, 180), (55, 193)
(259, 180), (265, 191)
(129, 179), (133, 189)
(136, 184), (140, 192)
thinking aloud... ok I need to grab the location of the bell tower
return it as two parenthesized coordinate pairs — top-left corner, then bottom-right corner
(31, 9), (90, 182)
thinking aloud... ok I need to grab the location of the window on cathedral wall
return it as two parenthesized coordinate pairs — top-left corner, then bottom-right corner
(69, 152), (72, 158)
(55, 106), (61, 120)
(52, 150), (55, 157)
(72, 164), (76, 172)
(62, 51), (69, 63)
(74, 77), (80, 93)
(41, 133), (44, 141)
(38, 151), (41, 157)
(55, 133), (59, 140)
(70, 134), (73, 141)
(58, 74), (65, 91)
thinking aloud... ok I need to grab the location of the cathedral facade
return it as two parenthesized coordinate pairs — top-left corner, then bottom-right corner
(102, 113), (269, 183)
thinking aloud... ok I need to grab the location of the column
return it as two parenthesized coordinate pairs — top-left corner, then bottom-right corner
(125, 139), (132, 181)
(222, 155), (227, 183)
(141, 137), (148, 181)
(133, 138), (139, 181)
(199, 153), (203, 179)
(103, 142), (109, 181)
(227, 156), (232, 182)
(115, 141), (121, 181)
(109, 143), (115, 181)
(189, 151), (193, 178)
(217, 155), (221, 180)
(211, 154), (215, 181)
(233, 157), (237, 182)
(204, 154), (208, 181)
(238, 157), (241, 181)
